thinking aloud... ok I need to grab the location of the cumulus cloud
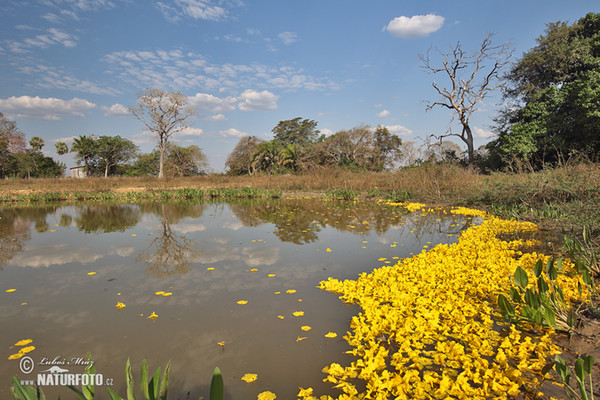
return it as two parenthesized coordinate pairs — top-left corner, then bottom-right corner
(385, 124), (413, 137)
(237, 89), (278, 111)
(0, 96), (96, 120)
(179, 127), (205, 136)
(103, 103), (129, 116)
(377, 109), (390, 118)
(278, 31), (298, 45)
(219, 128), (247, 138)
(385, 14), (445, 38)
(473, 126), (495, 138)
(187, 93), (237, 113)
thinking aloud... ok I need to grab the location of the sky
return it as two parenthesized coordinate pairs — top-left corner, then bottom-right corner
(0, 1), (597, 172)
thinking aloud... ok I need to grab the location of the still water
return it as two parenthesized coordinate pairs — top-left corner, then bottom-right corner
(0, 198), (477, 399)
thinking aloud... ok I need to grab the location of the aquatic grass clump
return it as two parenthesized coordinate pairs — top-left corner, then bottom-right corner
(307, 205), (586, 400)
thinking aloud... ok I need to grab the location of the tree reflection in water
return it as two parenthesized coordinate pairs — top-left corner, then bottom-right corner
(137, 202), (204, 277)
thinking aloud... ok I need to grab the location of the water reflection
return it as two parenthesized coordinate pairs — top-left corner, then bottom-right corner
(137, 203), (205, 277)
(1, 198), (479, 400)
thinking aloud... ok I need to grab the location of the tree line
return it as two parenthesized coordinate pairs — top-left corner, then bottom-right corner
(1, 12), (597, 178)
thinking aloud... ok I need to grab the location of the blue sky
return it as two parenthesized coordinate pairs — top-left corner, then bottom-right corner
(0, 1), (597, 172)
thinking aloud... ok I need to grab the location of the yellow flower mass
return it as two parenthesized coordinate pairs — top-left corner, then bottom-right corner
(115, 302), (126, 310)
(324, 332), (337, 338)
(241, 373), (257, 383)
(301, 203), (585, 400)
(293, 311), (304, 317)
(257, 391), (276, 400)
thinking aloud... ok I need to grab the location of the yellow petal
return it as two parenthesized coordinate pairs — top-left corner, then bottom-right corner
(207, 267), (215, 271)
(286, 289), (296, 294)
(296, 336), (307, 342)
(241, 373), (257, 383)
(87, 272), (96, 276)
(301, 326), (311, 331)
(293, 311), (304, 317)
(19, 346), (35, 354)
(14, 339), (33, 347)
(147, 312), (158, 320)
(325, 332), (337, 338)
(155, 291), (165, 295)
(326, 248), (332, 252)
(8, 353), (24, 360)
(237, 300), (248, 305)
(116, 302), (126, 310)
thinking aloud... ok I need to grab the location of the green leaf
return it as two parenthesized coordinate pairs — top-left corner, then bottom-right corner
(537, 276), (549, 294)
(497, 294), (515, 318)
(210, 367), (224, 400)
(521, 305), (536, 321)
(583, 355), (594, 376)
(533, 309), (544, 325)
(554, 355), (571, 384)
(149, 367), (161, 400)
(524, 288), (540, 308)
(140, 360), (149, 400)
(514, 266), (529, 288)
(556, 257), (563, 271)
(126, 358), (135, 400)
(545, 257), (554, 276)
(106, 388), (124, 400)
(547, 261), (558, 281)
(533, 259), (544, 278)
(583, 270), (592, 286)
(11, 377), (37, 400)
(574, 357), (590, 400)
(158, 360), (171, 400)
(509, 287), (523, 303)
(544, 308), (556, 327)
(567, 308), (577, 327)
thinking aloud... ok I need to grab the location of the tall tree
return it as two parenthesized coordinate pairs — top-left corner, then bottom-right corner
(272, 117), (319, 147)
(225, 136), (264, 175)
(55, 142), (69, 157)
(129, 89), (196, 178)
(29, 136), (44, 151)
(489, 12), (600, 167)
(373, 126), (402, 170)
(164, 143), (208, 177)
(420, 34), (512, 164)
(95, 135), (138, 177)
(71, 135), (97, 176)
(0, 112), (26, 153)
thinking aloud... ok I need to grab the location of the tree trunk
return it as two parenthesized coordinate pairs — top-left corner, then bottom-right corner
(158, 137), (165, 179)
(104, 163), (109, 178)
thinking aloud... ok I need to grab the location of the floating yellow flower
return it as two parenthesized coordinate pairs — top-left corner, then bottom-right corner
(237, 300), (248, 305)
(325, 332), (337, 338)
(250, 268), (258, 272)
(162, 292), (173, 296)
(301, 326), (311, 331)
(8, 353), (24, 360)
(217, 341), (225, 347)
(277, 315), (284, 319)
(131, 234), (137, 237)
(267, 274), (276, 277)
(326, 248), (332, 252)
(14, 339), (32, 346)
(241, 373), (257, 383)
(115, 302), (126, 310)
(296, 337), (307, 342)
(297, 387), (313, 397)
(87, 272), (96, 276)
(19, 346), (35, 354)
(257, 391), (276, 400)
(155, 291), (165, 295)
(147, 312), (158, 320)
(207, 267), (215, 271)
(286, 289), (296, 294)
(292, 311), (304, 317)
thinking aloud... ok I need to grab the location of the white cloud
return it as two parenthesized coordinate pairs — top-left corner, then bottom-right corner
(19, 65), (120, 95)
(473, 126), (495, 138)
(219, 128), (247, 138)
(21, 28), (78, 49)
(53, 136), (77, 144)
(320, 128), (334, 137)
(278, 32), (298, 45)
(157, 0), (230, 22)
(237, 89), (278, 111)
(385, 14), (445, 38)
(187, 93), (237, 113)
(179, 127), (205, 136)
(385, 124), (413, 137)
(0, 96), (96, 120)
(103, 103), (129, 117)
(206, 113), (226, 121)
(377, 109), (390, 118)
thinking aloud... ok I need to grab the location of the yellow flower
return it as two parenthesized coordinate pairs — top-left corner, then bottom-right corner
(217, 341), (225, 347)
(116, 302), (126, 310)
(296, 336), (307, 342)
(250, 268), (258, 272)
(237, 300), (248, 305)
(257, 391), (276, 400)
(277, 315), (284, 319)
(162, 292), (173, 296)
(286, 289), (296, 294)
(155, 291), (165, 295)
(293, 311), (304, 317)
(87, 272), (96, 276)
(147, 312), (158, 320)
(325, 332), (337, 338)
(301, 326), (311, 331)
(207, 267), (215, 271)
(241, 373), (257, 383)
(267, 274), (276, 277)
(297, 387), (313, 397)
(8, 353), (24, 360)
(14, 339), (33, 346)
(19, 346), (35, 354)
(326, 248), (332, 252)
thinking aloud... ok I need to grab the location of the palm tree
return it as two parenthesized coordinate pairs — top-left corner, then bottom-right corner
(251, 140), (281, 174)
(71, 135), (96, 176)
(278, 143), (298, 171)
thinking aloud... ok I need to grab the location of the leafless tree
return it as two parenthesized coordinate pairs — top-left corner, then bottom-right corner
(129, 89), (196, 178)
(420, 34), (512, 164)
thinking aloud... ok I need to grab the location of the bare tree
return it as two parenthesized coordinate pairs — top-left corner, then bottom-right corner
(420, 34), (512, 164)
(129, 89), (196, 178)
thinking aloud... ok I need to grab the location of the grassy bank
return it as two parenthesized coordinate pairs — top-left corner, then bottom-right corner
(1, 163), (598, 236)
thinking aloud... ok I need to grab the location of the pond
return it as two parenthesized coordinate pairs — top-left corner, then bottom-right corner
(0, 198), (478, 399)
